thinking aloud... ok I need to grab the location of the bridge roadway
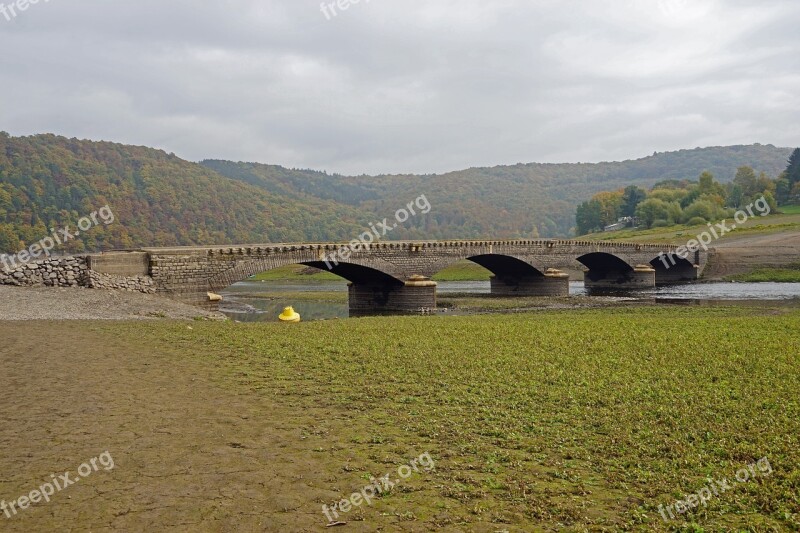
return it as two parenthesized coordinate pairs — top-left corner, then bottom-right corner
(89, 239), (709, 314)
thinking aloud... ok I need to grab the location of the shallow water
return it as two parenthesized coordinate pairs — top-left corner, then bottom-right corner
(220, 280), (800, 322)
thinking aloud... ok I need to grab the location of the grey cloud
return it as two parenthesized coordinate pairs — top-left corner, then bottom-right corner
(1, 0), (798, 174)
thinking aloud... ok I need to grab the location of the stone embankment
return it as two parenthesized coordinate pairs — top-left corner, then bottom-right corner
(0, 256), (155, 293)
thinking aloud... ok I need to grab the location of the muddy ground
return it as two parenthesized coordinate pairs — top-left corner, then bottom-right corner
(0, 286), (225, 321)
(0, 322), (382, 532)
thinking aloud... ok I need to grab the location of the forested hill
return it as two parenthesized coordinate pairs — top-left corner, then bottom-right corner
(203, 144), (792, 238)
(0, 132), (792, 254)
(0, 133), (370, 254)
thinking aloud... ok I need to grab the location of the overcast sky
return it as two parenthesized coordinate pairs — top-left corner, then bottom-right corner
(1, 0), (798, 175)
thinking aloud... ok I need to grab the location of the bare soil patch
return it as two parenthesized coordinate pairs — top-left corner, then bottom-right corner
(0, 286), (224, 321)
(704, 229), (800, 279)
(0, 322), (373, 532)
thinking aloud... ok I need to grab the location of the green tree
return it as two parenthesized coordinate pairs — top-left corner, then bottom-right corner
(733, 166), (758, 198)
(728, 184), (744, 208)
(762, 191), (778, 213)
(791, 182), (800, 204)
(682, 200), (717, 223)
(697, 171), (726, 202)
(635, 198), (672, 229)
(592, 191), (624, 226)
(621, 186), (647, 217)
(786, 148), (800, 189)
(776, 178), (791, 205)
(756, 172), (776, 196)
(576, 199), (603, 235)
(0, 223), (20, 254)
(650, 188), (688, 204)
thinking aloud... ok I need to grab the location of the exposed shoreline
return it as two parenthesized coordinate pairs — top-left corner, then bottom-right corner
(0, 286), (225, 321)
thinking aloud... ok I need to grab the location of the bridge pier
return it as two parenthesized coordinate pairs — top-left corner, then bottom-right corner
(653, 263), (700, 284)
(489, 269), (569, 297)
(583, 264), (656, 290)
(348, 275), (437, 316)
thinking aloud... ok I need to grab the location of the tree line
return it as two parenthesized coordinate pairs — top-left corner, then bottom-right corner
(576, 148), (800, 235)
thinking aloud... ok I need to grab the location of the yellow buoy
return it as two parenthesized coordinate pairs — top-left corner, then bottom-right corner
(278, 306), (301, 323)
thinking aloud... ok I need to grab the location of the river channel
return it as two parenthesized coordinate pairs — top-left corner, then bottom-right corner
(219, 280), (800, 322)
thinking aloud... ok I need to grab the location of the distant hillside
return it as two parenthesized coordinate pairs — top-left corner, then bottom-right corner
(0, 133), (368, 254)
(203, 144), (792, 238)
(0, 133), (792, 255)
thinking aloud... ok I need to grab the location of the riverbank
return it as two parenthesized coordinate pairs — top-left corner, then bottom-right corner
(725, 264), (800, 282)
(0, 286), (224, 321)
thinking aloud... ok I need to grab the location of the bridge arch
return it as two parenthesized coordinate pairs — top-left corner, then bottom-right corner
(454, 254), (568, 297)
(577, 252), (634, 274)
(206, 257), (403, 294)
(578, 252), (655, 289)
(465, 254), (545, 278)
(649, 253), (699, 284)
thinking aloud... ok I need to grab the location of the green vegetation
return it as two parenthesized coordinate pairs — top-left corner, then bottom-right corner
(431, 260), (492, 281)
(0, 133), (792, 253)
(579, 211), (800, 244)
(779, 204), (800, 215)
(208, 145), (792, 240)
(726, 264), (800, 283)
(576, 149), (800, 235)
(112, 306), (800, 531)
(249, 265), (344, 282)
(0, 133), (369, 253)
(576, 166), (789, 235)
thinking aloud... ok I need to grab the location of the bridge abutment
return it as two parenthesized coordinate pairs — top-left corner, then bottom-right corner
(489, 269), (569, 297)
(583, 264), (656, 290)
(348, 276), (437, 316)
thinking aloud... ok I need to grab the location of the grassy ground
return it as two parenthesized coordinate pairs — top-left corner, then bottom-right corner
(432, 261), (492, 281)
(104, 306), (799, 531)
(250, 264), (343, 281)
(726, 264), (800, 283)
(580, 210), (800, 245)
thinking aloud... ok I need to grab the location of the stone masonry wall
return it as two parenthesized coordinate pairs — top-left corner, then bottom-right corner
(0, 256), (156, 293)
(84, 269), (157, 293)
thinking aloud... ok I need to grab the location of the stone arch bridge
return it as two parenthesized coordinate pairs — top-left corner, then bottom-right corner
(88, 240), (707, 314)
